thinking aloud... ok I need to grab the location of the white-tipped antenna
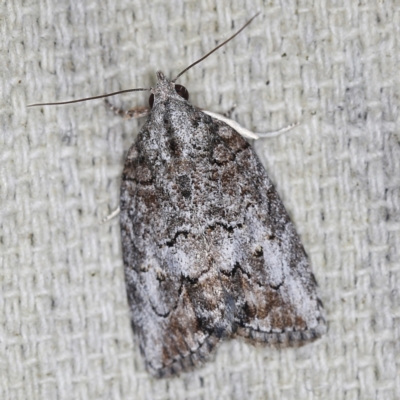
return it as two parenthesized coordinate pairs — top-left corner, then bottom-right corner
(27, 88), (150, 107)
(172, 12), (260, 83)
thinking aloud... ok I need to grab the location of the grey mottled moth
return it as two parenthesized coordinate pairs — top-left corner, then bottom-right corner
(29, 14), (325, 378)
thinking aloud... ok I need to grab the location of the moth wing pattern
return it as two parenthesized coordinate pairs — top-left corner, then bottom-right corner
(120, 75), (325, 378)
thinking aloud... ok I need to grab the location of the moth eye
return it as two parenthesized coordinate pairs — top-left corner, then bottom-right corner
(149, 93), (154, 108)
(175, 84), (189, 101)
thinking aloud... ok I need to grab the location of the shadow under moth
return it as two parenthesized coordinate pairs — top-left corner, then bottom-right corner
(29, 14), (325, 378)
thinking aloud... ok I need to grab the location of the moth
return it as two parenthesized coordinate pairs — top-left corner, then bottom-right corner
(29, 14), (325, 378)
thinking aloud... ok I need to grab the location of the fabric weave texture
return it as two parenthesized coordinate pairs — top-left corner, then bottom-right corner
(1, 1), (399, 399)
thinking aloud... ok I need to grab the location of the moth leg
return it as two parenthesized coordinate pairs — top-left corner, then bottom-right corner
(201, 109), (299, 140)
(105, 99), (150, 119)
(255, 121), (300, 138)
(100, 206), (120, 224)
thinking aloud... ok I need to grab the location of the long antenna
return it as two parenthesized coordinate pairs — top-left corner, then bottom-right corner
(172, 12), (260, 83)
(27, 87), (150, 107)
(28, 13), (259, 107)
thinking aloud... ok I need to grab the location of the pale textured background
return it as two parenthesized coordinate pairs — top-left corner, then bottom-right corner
(1, 0), (399, 399)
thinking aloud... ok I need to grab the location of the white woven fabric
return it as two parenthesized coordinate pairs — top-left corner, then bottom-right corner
(2, 1), (399, 399)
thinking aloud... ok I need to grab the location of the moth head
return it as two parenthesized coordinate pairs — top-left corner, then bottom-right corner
(148, 70), (189, 108)
(148, 84), (189, 108)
